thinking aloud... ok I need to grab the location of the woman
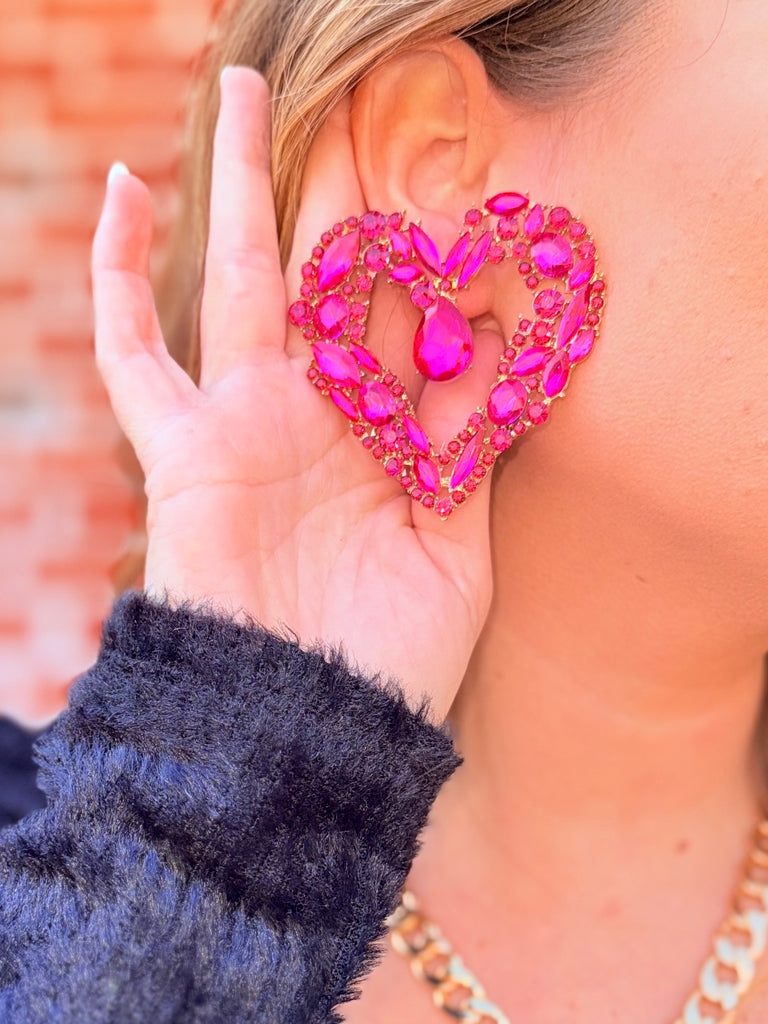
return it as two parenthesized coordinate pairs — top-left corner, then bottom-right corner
(2, 0), (767, 1020)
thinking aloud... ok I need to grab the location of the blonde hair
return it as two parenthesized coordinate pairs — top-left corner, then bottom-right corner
(113, 0), (650, 592)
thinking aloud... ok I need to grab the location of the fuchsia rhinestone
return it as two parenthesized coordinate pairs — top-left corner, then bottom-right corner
(358, 382), (396, 425)
(349, 342), (381, 375)
(557, 286), (590, 347)
(294, 200), (606, 518)
(458, 232), (492, 289)
(542, 352), (570, 397)
(488, 379), (528, 425)
(330, 389), (359, 421)
(524, 204), (545, 237)
(390, 264), (424, 284)
(364, 244), (390, 272)
(568, 329), (596, 362)
(288, 300), (312, 327)
(486, 192), (529, 215)
(568, 255), (595, 290)
(443, 233), (471, 278)
(497, 217), (518, 240)
(411, 281), (438, 309)
(531, 233), (574, 279)
(450, 434), (482, 488)
(360, 212), (386, 239)
(314, 294), (350, 339)
(409, 223), (442, 276)
(533, 289), (564, 320)
(389, 228), (413, 259)
(511, 345), (551, 376)
(317, 232), (360, 292)
(548, 206), (571, 229)
(413, 296), (474, 382)
(403, 415), (430, 455)
(311, 342), (361, 388)
(414, 454), (441, 495)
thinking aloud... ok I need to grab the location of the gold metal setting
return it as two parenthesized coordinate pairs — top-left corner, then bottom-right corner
(386, 818), (768, 1024)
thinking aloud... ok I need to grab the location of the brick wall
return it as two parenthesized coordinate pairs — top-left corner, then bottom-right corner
(0, 0), (213, 726)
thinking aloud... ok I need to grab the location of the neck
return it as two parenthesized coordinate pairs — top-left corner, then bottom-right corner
(405, 444), (768, 1021)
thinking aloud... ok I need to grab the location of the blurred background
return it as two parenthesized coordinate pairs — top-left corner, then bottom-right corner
(0, 0), (213, 727)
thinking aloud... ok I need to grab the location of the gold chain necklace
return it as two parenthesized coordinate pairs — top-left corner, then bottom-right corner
(386, 818), (768, 1024)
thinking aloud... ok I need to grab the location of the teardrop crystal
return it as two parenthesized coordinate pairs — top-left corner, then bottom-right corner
(413, 296), (474, 382)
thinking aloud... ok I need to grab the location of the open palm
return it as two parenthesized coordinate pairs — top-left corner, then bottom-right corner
(91, 67), (493, 716)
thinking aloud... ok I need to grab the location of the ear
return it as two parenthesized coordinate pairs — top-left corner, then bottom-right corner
(350, 38), (509, 255)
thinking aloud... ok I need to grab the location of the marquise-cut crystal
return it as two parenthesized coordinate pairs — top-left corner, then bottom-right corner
(556, 286), (590, 347)
(413, 296), (474, 382)
(486, 192), (529, 215)
(388, 228), (413, 259)
(349, 342), (381, 375)
(511, 345), (551, 376)
(314, 294), (350, 339)
(457, 232), (492, 289)
(531, 232), (574, 279)
(524, 204), (545, 237)
(568, 255), (595, 290)
(330, 388), (359, 421)
(311, 341), (361, 387)
(317, 231), (360, 291)
(390, 263), (424, 284)
(542, 352), (570, 397)
(358, 382), (396, 425)
(450, 434), (482, 488)
(568, 328), (595, 362)
(409, 223), (442, 275)
(442, 233), (471, 278)
(487, 379), (528, 425)
(414, 454), (441, 495)
(403, 415), (430, 455)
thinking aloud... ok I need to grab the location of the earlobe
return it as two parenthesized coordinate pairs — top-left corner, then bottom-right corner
(350, 38), (498, 251)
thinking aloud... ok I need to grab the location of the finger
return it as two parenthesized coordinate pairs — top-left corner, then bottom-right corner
(199, 66), (286, 388)
(285, 94), (364, 307)
(91, 165), (195, 450)
(285, 95), (426, 414)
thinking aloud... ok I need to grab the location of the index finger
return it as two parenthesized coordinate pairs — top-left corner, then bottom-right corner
(199, 66), (286, 388)
(285, 96), (422, 406)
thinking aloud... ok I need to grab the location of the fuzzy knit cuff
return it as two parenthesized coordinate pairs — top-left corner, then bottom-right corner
(48, 589), (462, 927)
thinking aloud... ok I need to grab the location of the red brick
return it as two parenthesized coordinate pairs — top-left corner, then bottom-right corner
(0, 0), (213, 716)
(0, 620), (28, 640)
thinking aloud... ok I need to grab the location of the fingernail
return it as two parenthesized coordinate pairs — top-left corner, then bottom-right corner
(108, 162), (129, 184)
(220, 65), (234, 86)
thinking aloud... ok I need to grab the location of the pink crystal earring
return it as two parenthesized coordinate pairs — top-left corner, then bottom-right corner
(288, 192), (606, 518)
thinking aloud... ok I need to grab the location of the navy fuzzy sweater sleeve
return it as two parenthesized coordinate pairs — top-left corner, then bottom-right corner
(0, 589), (461, 1023)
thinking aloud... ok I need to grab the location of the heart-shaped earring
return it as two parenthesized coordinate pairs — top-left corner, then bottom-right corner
(289, 193), (606, 518)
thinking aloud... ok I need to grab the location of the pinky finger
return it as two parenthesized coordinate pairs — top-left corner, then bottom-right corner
(91, 165), (196, 450)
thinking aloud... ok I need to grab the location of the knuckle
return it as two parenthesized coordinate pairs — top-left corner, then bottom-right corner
(224, 244), (278, 277)
(210, 246), (284, 300)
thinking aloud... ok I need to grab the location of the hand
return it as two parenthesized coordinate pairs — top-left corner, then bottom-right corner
(91, 66), (493, 718)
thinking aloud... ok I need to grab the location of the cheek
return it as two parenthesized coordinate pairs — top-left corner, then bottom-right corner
(533, 10), (768, 563)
